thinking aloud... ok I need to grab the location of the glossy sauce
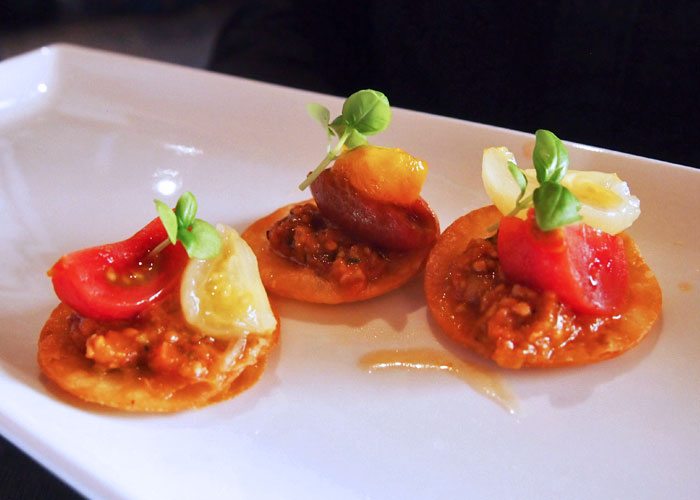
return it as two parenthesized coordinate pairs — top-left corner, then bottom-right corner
(359, 347), (517, 414)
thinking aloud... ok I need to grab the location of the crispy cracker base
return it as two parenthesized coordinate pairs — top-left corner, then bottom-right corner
(38, 304), (279, 412)
(242, 201), (433, 304)
(424, 205), (662, 368)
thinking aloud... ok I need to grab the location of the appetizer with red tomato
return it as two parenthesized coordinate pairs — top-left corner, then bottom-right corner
(425, 130), (661, 369)
(243, 90), (439, 303)
(38, 193), (279, 411)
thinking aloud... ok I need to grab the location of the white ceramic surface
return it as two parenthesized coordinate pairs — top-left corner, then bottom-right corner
(1, 45), (698, 500)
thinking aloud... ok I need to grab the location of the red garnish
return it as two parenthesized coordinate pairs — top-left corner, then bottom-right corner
(49, 217), (189, 320)
(497, 210), (628, 315)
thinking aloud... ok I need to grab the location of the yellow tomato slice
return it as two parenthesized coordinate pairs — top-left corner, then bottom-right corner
(181, 224), (277, 339)
(481, 146), (640, 234)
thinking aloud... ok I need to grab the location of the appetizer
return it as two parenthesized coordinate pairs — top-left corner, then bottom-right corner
(243, 90), (439, 303)
(425, 131), (661, 368)
(38, 193), (279, 411)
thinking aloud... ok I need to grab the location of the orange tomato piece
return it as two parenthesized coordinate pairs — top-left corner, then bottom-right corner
(310, 169), (439, 251)
(332, 145), (427, 206)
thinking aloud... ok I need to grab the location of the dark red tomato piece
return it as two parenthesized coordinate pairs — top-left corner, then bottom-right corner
(310, 169), (439, 251)
(49, 217), (189, 320)
(497, 210), (628, 315)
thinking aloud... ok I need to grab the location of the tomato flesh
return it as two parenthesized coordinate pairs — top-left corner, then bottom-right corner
(497, 211), (628, 315)
(49, 217), (189, 320)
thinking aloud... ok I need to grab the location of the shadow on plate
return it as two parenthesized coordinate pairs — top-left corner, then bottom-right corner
(274, 275), (427, 333)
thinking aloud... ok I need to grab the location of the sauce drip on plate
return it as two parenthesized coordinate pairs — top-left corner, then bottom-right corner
(358, 347), (517, 414)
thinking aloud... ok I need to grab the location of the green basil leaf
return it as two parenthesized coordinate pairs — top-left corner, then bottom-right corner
(341, 89), (391, 135)
(533, 129), (569, 184)
(177, 224), (194, 248)
(327, 120), (366, 149)
(344, 129), (368, 148)
(330, 117), (347, 141)
(507, 160), (527, 197)
(154, 199), (178, 244)
(175, 191), (197, 228)
(533, 182), (582, 231)
(182, 219), (222, 260)
(329, 115), (345, 138)
(307, 103), (331, 129)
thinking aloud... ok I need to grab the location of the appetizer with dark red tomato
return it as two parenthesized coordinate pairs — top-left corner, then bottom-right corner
(425, 130), (661, 369)
(39, 193), (279, 411)
(243, 90), (439, 303)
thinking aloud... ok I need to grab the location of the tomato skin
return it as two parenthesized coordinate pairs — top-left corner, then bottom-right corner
(497, 211), (628, 315)
(49, 218), (189, 320)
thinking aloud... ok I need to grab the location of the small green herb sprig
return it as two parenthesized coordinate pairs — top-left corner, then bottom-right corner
(507, 130), (582, 231)
(154, 191), (221, 260)
(299, 89), (392, 190)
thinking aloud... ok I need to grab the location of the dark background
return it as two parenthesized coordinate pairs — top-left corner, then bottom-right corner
(2, 0), (699, 167)
(210, 0), (700, 168)
(1, 0), (699, 498)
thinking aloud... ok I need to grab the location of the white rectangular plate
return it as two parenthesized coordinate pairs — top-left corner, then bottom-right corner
(1, 45), (698, 499)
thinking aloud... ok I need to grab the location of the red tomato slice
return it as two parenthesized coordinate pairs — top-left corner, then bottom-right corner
(497, 211), (628, 315)
(49, 217), (189, 320)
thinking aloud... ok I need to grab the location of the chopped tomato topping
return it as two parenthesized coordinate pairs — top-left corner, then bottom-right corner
(85, 328), (142, 369)
(266, 202), (389, 291)
(49, 217), (189, 321)
(497, 210), (628, 315)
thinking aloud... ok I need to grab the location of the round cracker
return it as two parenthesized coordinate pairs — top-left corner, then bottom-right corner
(242, 201), (435, 304)
(38, 303), (279, 412)
(424, 205), (662, 368)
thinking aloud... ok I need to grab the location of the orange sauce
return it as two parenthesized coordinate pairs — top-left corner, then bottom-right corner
(679, 282), (693, 292)
(358, 347), (517, 414)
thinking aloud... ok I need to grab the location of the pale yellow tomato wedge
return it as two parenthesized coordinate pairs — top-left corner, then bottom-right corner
(482, 147), (536, 215)
(181, 224), (277, 340)
(481, 146), (640, 234)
